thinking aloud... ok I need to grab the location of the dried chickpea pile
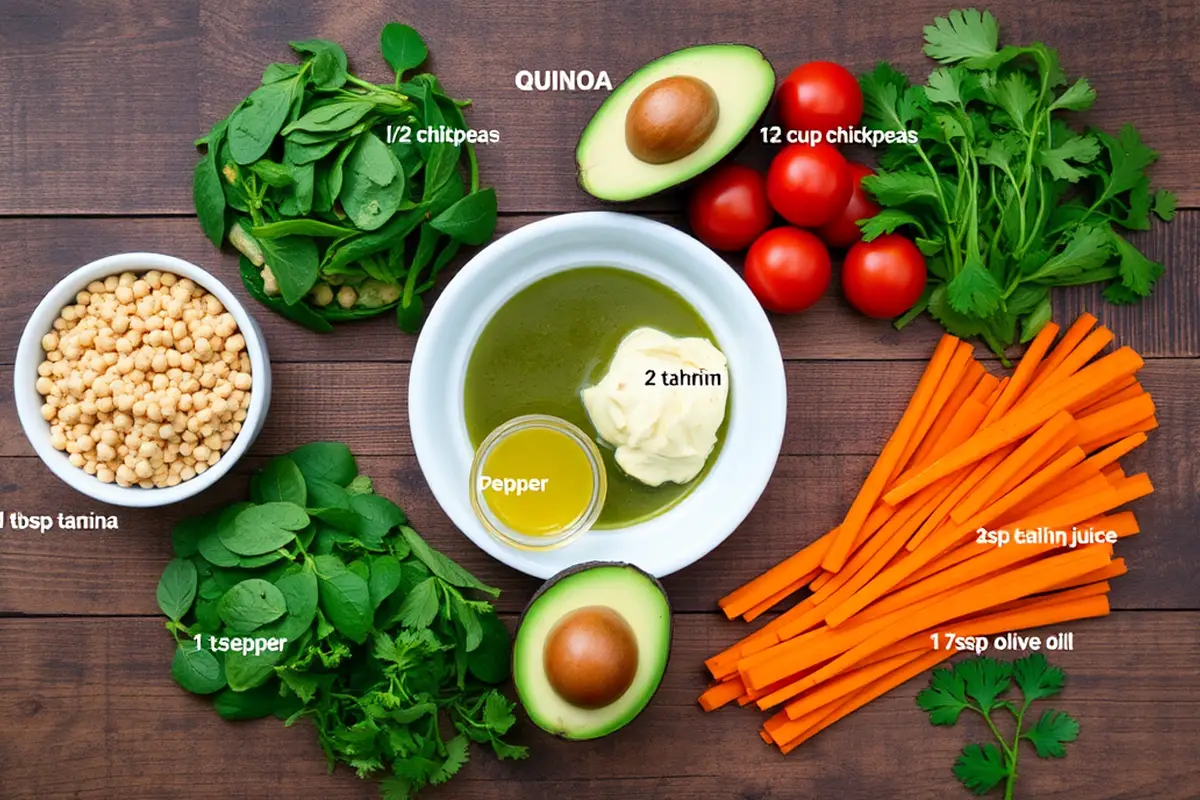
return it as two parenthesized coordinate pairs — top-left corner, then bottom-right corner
(36, 271), (253, 488)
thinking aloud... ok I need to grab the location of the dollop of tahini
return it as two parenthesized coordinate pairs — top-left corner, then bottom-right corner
(582, 327), (728, 486)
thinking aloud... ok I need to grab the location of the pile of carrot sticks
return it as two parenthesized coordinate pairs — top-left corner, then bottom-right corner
(698, 314), (1156, 754)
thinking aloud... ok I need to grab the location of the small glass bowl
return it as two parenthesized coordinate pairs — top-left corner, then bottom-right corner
(469, 414), (607, 551)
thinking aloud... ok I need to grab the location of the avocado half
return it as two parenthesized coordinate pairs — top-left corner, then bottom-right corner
(513, 562), (671, 740)
(576, 44), (775, 202)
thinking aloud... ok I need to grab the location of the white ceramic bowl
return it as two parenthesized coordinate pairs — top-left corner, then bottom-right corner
(14, 252), (272, 507)
(409, 212), (786, 578)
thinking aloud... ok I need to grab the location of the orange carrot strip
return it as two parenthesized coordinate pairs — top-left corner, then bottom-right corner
(823, 334), (961, 572)
(1075, 394), (1156, 448)
(987, 376), (1010, 405)
(1028, 313), (1097, 394)
(1102, 463), (1126, 483)
(910, 361), (987, 467)
(1078, 379), (1143, 415)
(776, 594), (1111, 750)
(743, 567), (821, 622)
(699, 678), (746, 711)
(768, 644), (925, 714)
(1006, 436), (1142, 516)
(1046, 559), (1126, 591)
(971, 373), (1002, 403)
(950, 411), (1076, 525)
(775, 546), (1111, 695)
(892, 341), (978, 480)
(981, 322), (1060, 425)
(885, 347), (1144, 504)
(999, 473), (1153, 534)
(759, 728), (773, 745)
(906, 446), (1011, 552)
(1081, 416), (1158, 453)
(809, 571), (833, 591)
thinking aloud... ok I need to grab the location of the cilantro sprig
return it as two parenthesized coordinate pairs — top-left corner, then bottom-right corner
(918, 654), (1079, 798)
(861, 9), (1176, 360)
(157, 442), (527, 800)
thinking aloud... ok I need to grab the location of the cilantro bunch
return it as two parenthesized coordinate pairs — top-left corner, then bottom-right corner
(918, 654), (1079, 798)
(156, 442), (526, 799)
(859, 9), (1176, 358)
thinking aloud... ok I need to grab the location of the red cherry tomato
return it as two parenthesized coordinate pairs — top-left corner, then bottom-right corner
(817, 162), (882, 248)
(777, 61), (864, 135)
(766, 142), (853, 228)
(687, 164), (773, 251)
(743, 227), (831, 314)
(841, 234), (928, 319)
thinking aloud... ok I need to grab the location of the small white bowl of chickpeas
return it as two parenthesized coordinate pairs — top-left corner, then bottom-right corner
(14, 252), (271, 507)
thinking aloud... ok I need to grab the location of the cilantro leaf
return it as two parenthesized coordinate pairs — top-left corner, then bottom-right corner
(397, 577), (440, 629)
(984, 72), (1037, 134)
(862, 172), (944, 209)
(1108, 225), (1164, 298)
(1095, 124), (1160, 199)
(1027, 225), (1112, 282)
(1040, 133), (1100, 183)
(958, 657), (1013, 714)
(1011, 653), (1064, 703)
(1153, 189), (1178, 221)
(923, 9), (1000, 67)
(1050, 77), (1097, 111)
(946, 256), (1004, 317)
(1022, 709), (1080, 758)
(916, 664), (971, 725)
(430, 734), (469, 785)
(859, 62), (918, 131)
(954, 742), (1010, 795)
(859, 208), (928, 241)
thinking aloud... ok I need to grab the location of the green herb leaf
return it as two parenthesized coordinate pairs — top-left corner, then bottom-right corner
(381, 23), (429, 75)
(221, 503), (309, 556)
(315, 554), (372, 643)
(958, 657), (1013, 714)
(917, 664), (971, 726)
(1050, 77), (1096, 111)
(283, 100), (375, 135)
(213, 685), (279, 720)
(1153, 189), (1177, 221)
(156, 558), (198, 621)
(1109, 225), (1164, 298)
(1022, 709), (1079, 758)
(193, 135), (227, 246)
(225, 642), (284, 692)
(259, 235), (320, 306)
(290, 442), (357, 487)
(923, 8), (1000, 68)
(218, 578), (288, 633)
(349, 493), (407, 548)
(228, 81), (294, 165)
(252, 218), (357, 239)
(171, 515), (208, 558)
(397, 577), (440, 629)
(467, 612), (512, 684)
(257, 457), (307, 506)
(429, 188), (498, 245)
(171, 644), (226, 695)
(947, 256), (1003, 317)
(402, 527), (500, 597)
(1012, 652), (1065, 703)
(367, 554), (403, 609)
(953, 742), (1009, 795)
(273, 563), (320, 640)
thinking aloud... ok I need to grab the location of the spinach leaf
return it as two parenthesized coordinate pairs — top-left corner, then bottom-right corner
(349, 492), (407, 548)
(340, 133), (405, 231)
(289, 442), (357, 487)
(193, 123), (227, 246)
(156, 558), (198, 621)
(283, 100), (374, 135)
(238, 256), (333, 333)
(367, 554), (403, 609)
(380, 23), (428, 75)
(218, 578), (288, 633)
(468, 611), (513, 684)
(253, 218), (357, 239)
(273, 564), (319, 640)
(213, 684), (279, 720)
(225, 642), (284, 692)
(430, 188), (497, 244)
(256, 457), (307, 506)
(221, 503), (309, 556)
(171, 644), (226, 694)
(402, 527), (500, 597)
(228, 80), (294, 164)
(314, 554), (372, 644)
(259, 235), (320, 305)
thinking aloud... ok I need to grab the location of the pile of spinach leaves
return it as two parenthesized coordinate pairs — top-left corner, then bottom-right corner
(860, 9), (1176, 359)
(193, 24), (497, 333)
(157, 442), (526, 799)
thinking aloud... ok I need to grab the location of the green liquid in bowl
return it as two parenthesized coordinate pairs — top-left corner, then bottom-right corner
(464, 267), (729, 528)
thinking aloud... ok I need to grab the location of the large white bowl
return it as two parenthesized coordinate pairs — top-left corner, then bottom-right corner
(409, 212), (786, 578)
(14, 252), (272, 507)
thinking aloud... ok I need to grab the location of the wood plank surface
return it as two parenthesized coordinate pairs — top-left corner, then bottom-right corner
(2, 213), (1198, 363)
(1, 613), (1197, 799)
(2, 449), (1193, 617)
(2, 0), (1199, 797)
(1, 0), (1198, 214)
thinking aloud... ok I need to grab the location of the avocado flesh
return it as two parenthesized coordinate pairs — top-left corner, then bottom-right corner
(514, 563), (671, 740)
(576, 44), (775, 202)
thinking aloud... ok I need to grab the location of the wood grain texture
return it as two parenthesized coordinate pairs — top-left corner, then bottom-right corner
(1, 444), (1194, 617)
(1, 614), (1198, 799)
(1, 0), (1197, 214)
(2, 213), (1195, 365)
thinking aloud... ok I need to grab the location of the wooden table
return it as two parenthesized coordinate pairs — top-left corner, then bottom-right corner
(2, 1), (1198, 797)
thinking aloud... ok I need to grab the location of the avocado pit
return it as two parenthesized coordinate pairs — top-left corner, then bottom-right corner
(625, 75), (719, 164)
(543, 605), (639, 709)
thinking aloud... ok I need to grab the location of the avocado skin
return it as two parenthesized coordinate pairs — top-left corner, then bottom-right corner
(575, 44), (776, 202)
(513, 561), (673, 740)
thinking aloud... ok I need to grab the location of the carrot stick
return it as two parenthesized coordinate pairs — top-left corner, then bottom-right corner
(1028, 326), (1114, 394)
(949, 411), (1076, 525)
(1000, 473), (1153, 534)
(809, 572), (832, 591)
(742, 567), (820, 622)
(906, 446), (1011, 552)
(972, 372), (1002, 403)
(885, 347), (1144, 504)
(987, 376), (1010, 405)
(759, 728), (773, 745)
(1045, 559), (1126, 591)
(768, 645), (925, 714)
(910, 361), (987, 467)
(892, 341), (978, 480)
(1080, 416), (1158, 453)
(777, 650), (948, 752)
(1028, 313), (1097, 394)
(1075, 394), (1156, 449)
(823, 334), (962, 572)
(699, 677), (746, 711)
(1006, 438), (1138, 516)
(774, 547), (1111, 695)
(910, 397), (992, 473)
(981, 322), (1060, 425)
(1078, 379), (1143, 415)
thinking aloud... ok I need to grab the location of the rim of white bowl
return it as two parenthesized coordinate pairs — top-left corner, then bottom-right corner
(409, 212), (786, 578)
(14, 252), (272, 508)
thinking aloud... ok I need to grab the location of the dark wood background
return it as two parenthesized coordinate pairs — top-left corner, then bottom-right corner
(1, 1), (1198, 797)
